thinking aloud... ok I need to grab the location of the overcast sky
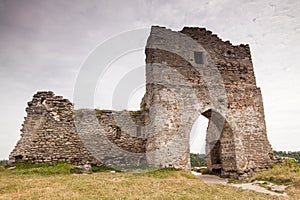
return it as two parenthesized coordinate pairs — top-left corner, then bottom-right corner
(0, 0), (299, 159)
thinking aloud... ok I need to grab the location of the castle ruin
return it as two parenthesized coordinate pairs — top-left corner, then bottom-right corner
(9, 26), (275, 178)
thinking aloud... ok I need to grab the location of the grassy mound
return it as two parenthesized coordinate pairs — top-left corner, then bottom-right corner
(250, 159), (300, 185)
(249, 158), (300, 199)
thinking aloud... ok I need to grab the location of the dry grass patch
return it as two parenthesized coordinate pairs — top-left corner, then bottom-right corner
(250, 159), (300, 199)
(0, 166), (288, 200)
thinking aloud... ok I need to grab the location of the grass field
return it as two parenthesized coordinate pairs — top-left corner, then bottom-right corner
(0, 160), (299, 200)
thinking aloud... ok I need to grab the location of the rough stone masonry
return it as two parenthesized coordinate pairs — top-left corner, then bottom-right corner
(9, 26), (276, 178)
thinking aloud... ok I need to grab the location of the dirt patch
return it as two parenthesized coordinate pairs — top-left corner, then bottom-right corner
(231, 182), (287, 197)
(194, 173), (287, 197)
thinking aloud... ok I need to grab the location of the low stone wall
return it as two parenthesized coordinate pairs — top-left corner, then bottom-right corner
(9, 92), (147, 167)
(9, 91), (99, 165)
(74, 109), (147, 167)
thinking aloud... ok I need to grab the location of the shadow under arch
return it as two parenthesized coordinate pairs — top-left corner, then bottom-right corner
(194, 109), (238, 176)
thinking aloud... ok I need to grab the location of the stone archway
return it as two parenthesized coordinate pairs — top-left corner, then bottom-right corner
(202, 109), (237, 176)
(143, 26), (275, 178)
(187, 109), (238, 176)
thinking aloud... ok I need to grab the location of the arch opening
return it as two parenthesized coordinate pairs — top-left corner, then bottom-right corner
(190, 109), (237, 176)
(190, 115), (208, 168)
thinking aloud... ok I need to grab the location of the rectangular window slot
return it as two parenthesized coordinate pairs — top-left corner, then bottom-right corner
(136, 126), (141, 137)
(194, 51), (204, 64)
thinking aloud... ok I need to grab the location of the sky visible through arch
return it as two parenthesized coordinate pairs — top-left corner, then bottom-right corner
(0, 0), (299, 159)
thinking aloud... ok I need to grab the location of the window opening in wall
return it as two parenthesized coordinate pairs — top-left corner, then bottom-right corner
(136, 126), (141, 137)
(194, 51), (204, 64)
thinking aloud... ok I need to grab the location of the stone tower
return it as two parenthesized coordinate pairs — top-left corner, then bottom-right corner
(142, 26), (274, 178)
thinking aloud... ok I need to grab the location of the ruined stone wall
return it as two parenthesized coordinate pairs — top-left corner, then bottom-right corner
(180, 27), (274, 177)
(74, 109), (147, 168)
(9, 26), (274, 178)
(9, 92), (147, 167)
(180, 27), (256, 87)
(9, 91), (99, 165)
(143, 26), (274, 178)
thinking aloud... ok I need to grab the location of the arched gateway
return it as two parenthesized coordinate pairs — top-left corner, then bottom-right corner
(9, 26), (275, 178)
(142, 26), (275, 178)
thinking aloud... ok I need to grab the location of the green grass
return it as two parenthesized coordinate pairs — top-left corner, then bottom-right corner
(250, 159), (300, 185)
(112, 164), (158, 172)
(249, 158), (300, 199)
(7, 162), (77, 176)
(1, 161), (300, 199)
(1, 164), (295, 200)
(90, 164), (117, 172)
(134, 167), (196, 179)
(5, 162), (120, 176)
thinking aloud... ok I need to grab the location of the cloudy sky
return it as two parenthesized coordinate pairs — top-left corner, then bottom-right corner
(0, 0), (299, 159)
